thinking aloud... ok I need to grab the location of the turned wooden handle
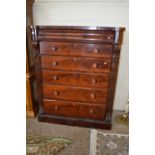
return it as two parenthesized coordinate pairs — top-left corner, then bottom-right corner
(107, 36), (111, 39)
(94, 49), (99, 53)
(54, 106), (59, 111)
(90, 93), (95, 99)
(51, 46), (58, 51)
(53, 91), (59, 95)
(92, 63), (98, 68)
(104, 61), (107, 65)
(90, 109), (94, 115)
(52, 61), (59, 66)
(52, 75), (58, 80)
(91, 79), (96, 84)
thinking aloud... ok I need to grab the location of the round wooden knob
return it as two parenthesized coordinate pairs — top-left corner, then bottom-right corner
(94, 49), (99, 53)
(92, 63), (98, 68)
(52, 61), (58, 66)
(52, 75), (58, 80)
(104, 61), (107, 65)
(51, 46), (58, 51)
(91, 79), (96, 84)
(107, 36), (111, 40)
(54, 106), (59, 111)
(72, 58), (77, 62)
(90, 94), (95, 99)
(54, 91), (59, 96)
(90, 109), (94, 115)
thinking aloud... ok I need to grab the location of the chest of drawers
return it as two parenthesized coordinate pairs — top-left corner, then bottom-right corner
(30, 26), (125, 129)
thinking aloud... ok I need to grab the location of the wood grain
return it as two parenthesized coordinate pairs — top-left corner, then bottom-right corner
(43, 99), (106, 120)
(43, 84), (108, 104)
(41, 55), (111, 73)
(42, 70), (109, 89)
(40, 42), (113, 58)
(30, 26), (125, 129)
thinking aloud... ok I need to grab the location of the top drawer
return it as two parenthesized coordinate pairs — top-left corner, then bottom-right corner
(39, 42), (113, 58)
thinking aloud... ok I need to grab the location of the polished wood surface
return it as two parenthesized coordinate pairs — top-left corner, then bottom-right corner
(30, 26), (125, 129)
(43, 99), (106, 120)
(42, 70), (109, 88)
(36, 26), (118, 43)
(40, 42), (113, 58)
(43, 84), (108, 103)
(41, 55), (111, 73)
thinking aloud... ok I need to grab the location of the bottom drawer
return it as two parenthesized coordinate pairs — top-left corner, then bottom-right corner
(43, 99), (106, 120)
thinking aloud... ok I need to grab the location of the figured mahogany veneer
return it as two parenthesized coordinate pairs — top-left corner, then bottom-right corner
(43, 99), (106, 120)
(30, 26), (125, 129)
(42, 70), (109, 88)
(43, 84), (108, 103)
(41, 56), (111, 73)
(37, 28), (115, 43)
(40, 42), (113, 58)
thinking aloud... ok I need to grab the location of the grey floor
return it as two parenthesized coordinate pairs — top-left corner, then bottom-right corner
(26, 111), (129, 155)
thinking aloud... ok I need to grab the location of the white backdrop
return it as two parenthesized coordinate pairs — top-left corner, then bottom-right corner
(33, 0), (129, 110)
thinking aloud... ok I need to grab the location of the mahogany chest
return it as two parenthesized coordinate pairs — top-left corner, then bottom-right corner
(30, 26), (125, 129)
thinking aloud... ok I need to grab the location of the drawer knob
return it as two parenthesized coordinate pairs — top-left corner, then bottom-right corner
(51, 46), (58, 51)
(94, 49), (99, 53)
(107, 36), (111, 39)
(53, 91), (59, 96)
(54, 106), (59, 111)
(91, 79), (96, 84)
(104, 61), (107, 65)
(52, 75), (58, 80)
(52, 61), (58, 66)
(90, 93), (95, 99)
(72, 58), (77, 62)
(90, 109), (94, 115)
(92, 63), (98, 68)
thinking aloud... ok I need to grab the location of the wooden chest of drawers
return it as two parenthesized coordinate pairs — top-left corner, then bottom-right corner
(30, 26), (125, 129)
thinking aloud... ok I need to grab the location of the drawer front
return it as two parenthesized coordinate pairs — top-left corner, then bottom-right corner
(43, 99), (106, 120)
(41, 56), (111, 73)
(38, 30), (115, 43)
(40, 42), (113, 58)
(43, 85), (108, 103)
(42, 70), (109, 89)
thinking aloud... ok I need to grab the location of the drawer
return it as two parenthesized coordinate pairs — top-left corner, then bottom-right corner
(38, 30), (115, 43)
(43, 85), (108, 103)
(42, 70), (109, 89)
(43, 99), (107, 120)
(41, 56), (111, 73)
(40, 42), (113, 58)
